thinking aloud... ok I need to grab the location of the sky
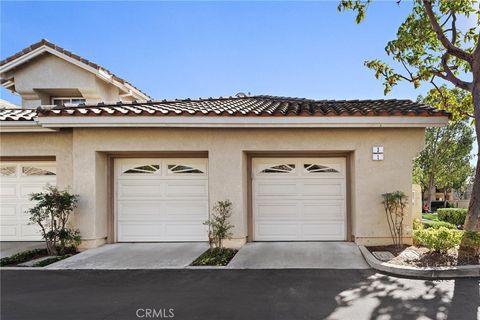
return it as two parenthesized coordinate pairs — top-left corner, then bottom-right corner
(0, 0), (477, 162)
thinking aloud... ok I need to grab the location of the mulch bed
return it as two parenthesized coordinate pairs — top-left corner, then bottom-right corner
(367, 245), (479, 267)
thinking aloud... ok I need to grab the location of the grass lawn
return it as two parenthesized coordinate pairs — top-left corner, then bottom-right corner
(191, 248), (238, 266)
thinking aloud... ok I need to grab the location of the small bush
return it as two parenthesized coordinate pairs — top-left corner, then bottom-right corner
(0, 248), (48, 266)
(423, 220), (458, 230)
(204, 200), (234, 249)
(191, 248), (238, 266)
(437, 208), (467, 226)
(413, 227), (463, 253)
(413, 218), (423, 230)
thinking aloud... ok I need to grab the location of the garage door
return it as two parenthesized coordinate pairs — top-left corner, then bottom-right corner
(253, 158), (346, 241)
(115, 158), (208, 242)
(0, 162), (56, 241)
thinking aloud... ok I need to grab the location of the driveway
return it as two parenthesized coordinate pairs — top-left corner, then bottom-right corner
(0, 242), (45, 259)
(228, 242), (370, 269)
(2, 269), (478, 320)
(46, 242), (209, 269)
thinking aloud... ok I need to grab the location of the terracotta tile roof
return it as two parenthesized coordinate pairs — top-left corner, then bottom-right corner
(38, 95), (449, 118)
(0, 108), (36, 121)
(0, 95), (449, 121)
(0, 39), (151, 99)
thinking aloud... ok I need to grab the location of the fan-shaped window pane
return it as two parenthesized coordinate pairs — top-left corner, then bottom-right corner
(22, 166), (56, 176)
(0, 166), (16, 177)
(168, 165), (204, 174)
(260, 164), (295, 173)
(124, 164), (160, 174)
(304, 164), (339, 173)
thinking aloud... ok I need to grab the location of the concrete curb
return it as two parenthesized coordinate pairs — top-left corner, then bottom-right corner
(359, 246), (480, 279)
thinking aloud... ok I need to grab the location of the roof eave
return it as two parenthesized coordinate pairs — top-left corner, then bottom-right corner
(36, 115), (450, 128)
(0, 121), (57, 132)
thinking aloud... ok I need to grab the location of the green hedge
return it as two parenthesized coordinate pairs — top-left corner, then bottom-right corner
(437, 208), (467, 226)
(413, 227), (463, 253)
(423, 220), (458, 230)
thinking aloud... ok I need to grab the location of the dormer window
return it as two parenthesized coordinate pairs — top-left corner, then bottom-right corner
(52, 97), (86, 106)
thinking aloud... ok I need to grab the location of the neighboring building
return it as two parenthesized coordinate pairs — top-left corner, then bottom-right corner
(0, 40), (450, 249)
(0, 99), (20, 109)
(0, 39), (150, 108)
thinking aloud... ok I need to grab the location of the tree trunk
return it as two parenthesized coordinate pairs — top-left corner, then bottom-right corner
(459, 81), (480, 257)
(427, 176), (435, 211)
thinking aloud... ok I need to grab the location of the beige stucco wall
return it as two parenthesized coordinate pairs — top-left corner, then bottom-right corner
(2, 54), (134, 108)
(412, 184), (422, 221)
(0, 127), (425, 247)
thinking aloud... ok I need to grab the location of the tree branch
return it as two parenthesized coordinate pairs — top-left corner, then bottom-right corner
(431, 54), (473, 91)
(422, 0), (472, 63)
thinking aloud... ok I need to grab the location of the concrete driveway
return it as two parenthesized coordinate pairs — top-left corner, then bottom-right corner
(0, 242), (46, 259)
(46, 242), (209, 269)
(228, 242), (370, 269)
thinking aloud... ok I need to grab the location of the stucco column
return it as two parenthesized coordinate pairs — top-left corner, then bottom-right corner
(207, 143), (247, 246)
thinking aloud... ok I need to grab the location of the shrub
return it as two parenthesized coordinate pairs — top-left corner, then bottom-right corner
(382, 191), (408, 248)
(413, 218), (423, 230)
(0, 248), (48, 267)
(204, 200), (234, 249)
(413, 227), (463, 253)
(27, 186), (81, 256)
(423, 220), (458, 230)
(437, 208), (467, 226)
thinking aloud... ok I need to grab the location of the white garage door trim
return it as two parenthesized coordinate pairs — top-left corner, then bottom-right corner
(253, 157), (347, 241)
(0, 161), (56, 241)
(114, 158), (209, 242)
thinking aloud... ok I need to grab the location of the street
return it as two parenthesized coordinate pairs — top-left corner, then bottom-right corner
(1, 269), (478, 320)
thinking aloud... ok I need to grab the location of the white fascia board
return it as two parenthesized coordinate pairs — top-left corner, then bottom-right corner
(0, 121), (57, 132)
(0, 46), (150, 100)
(37, 115), (449, 128)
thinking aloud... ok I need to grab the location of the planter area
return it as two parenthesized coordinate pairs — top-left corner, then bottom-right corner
(0, 248), (76, 268)
(191, 248), (238, 267)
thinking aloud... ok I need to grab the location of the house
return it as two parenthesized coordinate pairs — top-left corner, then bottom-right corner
(0, 40), (450, 249)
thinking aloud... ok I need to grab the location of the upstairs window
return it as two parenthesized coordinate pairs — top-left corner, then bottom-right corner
(51, 97), (86, 106)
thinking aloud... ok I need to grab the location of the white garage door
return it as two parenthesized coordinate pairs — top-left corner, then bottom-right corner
(115, 158), (209, 242)
(0, 162), (56, 241)
(253, 158), (346, 241)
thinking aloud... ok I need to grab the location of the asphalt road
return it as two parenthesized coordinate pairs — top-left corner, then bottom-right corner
(1, 269), (479, 320)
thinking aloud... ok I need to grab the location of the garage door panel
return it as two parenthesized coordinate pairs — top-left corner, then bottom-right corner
(118, 222), (165, 241)
(256, 222), (299, 240)
(115, 158), (208, 242)
(165, 224), (208, 240)
(302, 202), (344, 220)
(0, 204), (17, 217)
(301, 223), (344, 240)
(165, 202), (208, 219)
(165, 180), (207, 197)
(255, 182), (299, 196)
(253, 157), (346, 241)
(0, 184), (17, 198)
(0, 162), (55, 241)
(118, 181), (162, 199)
(302, 182), (344, 197)
(255, 202), (300, 220)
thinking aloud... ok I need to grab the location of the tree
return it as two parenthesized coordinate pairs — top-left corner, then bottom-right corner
(413, 119), (474, 209)
(339, 0), (480, 256)
(204, 200), (234, 249)
(27, 185), (81, 255)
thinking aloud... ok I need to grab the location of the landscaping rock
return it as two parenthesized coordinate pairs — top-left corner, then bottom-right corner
(372, 251), (395, 261)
